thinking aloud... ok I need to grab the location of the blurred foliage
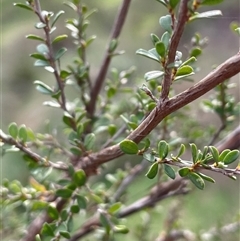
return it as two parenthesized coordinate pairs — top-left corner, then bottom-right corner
(1, 0), (240, 241)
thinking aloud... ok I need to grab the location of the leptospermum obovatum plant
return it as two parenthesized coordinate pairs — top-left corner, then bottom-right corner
(1, 0), (240, 240)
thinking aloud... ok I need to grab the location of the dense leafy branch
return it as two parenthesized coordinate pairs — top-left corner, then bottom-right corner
(2, 0), (240, 241)
(77, 52), (240, 173)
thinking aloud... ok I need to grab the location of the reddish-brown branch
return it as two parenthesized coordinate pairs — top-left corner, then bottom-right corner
(160, 0), (189, 100)
(86, 0), (132, 117)
(77, 52), (240, 173)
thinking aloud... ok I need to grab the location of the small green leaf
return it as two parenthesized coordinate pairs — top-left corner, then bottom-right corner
(119, 139), (139, 155)
(26, 34), (44, 41)
(114, 225), (129, 234)
(73, 169), (86, 186)
(109, 39), (118, 52)
(63, 112), (74, 127)
(60, 70), (71, 79)
(19, 124), (28, 142)
(35, 234), (42, 241)
(84, 133), (95, 150)
(55, 47), (67, 60)
(178, 167), (190, 177)
(150, 33), (160, 45)
(47, 206), (59, 220)
(145, 162), (159, 179)
(143, 153), (156, 163)
(189, 10), (222, 21)
(187, 172), (205, 190)
(176, 65), (194, 76)
(59, 231), (71, 239)
(13, 3), (33, 11)
(155, 41), (166, 58)
(76, 195), (87, 209)
(223, 150), (239, 165)
(190, 143), (198, 163)
(108, 202), (122, 214)
(100, 213), (110, 231)
(35, 22), (46, 29)
(209, 146), (219, 163)
(161, 31), (171, 51)
(136, 48), (160, 62)
(30, 53), (47, 61)
(56, 188), (73, 198)
(181, 57), (197, 67)
(67, 216), (74, 232)
(52, 34), (68, 44)
(174, 73), (194, 81)
(144, 70), (164, 81)
(60, 209), (68, 221)
(176, 144), (186, 158)
(51, 10), (65, 27)
(159, 15), (172, 33)
(169, 0), (179, 9)
(235, 27), (240, 36)
(34, 80), (54, 95)
(197, 172), (215, 183)
(41, 222), (55, 237)
(70, 205), (80, 213)
(164, 164), (176, 179)
(158, 140), (169, 160)
(34, 60), (49, 67)
(190, 47), (202, 57)
(8, 122), (18, 139)
(201, 0), (224, 5)
(219, 149), (231, 162)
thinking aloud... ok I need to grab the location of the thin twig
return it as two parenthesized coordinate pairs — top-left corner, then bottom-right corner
(160, 0), (190, 100)
(86, 0), (132, 117)
(0, 131), (68, 171)
(34, 0), (68, 112)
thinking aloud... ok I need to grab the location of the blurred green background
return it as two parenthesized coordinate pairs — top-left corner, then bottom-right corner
(1, 0), (240, 240)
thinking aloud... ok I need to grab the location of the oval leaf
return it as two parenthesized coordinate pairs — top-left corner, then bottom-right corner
(55, 47), (67, 60)
(145, 162), (159, 179)
(47, 206), (59, 220)
(219, 149), (231, 162)
(190, 143), (198, 164)
(84, 133), (95, 150)
(188, 172), (205, 190)
(209, 146), (219, 163)
(223, 150), (239, 165)
(159, 15), (172, 33)
(158, 140), (169, 160)
(120, 139), (139, 155)
(19, 124), (28, 142)
(8, 122), (18, 139)
(176, 65), (194, 76)
(178, 167), (190, 177)
(144, 70), (164, 81)
(164, 164), (176, 179)
(73, 169), (86, 186)
(155, 41), (166, 58)
(52, 34), (68, 44)
(56, 188), (73, 198)
(26, 34), (44, 41)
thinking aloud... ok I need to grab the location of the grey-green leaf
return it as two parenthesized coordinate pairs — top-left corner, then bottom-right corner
(159, 15), (172, 33)
(55, 47), (67, 60)
(164, 164), (176, 179)
(144, 70), (164, 81)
